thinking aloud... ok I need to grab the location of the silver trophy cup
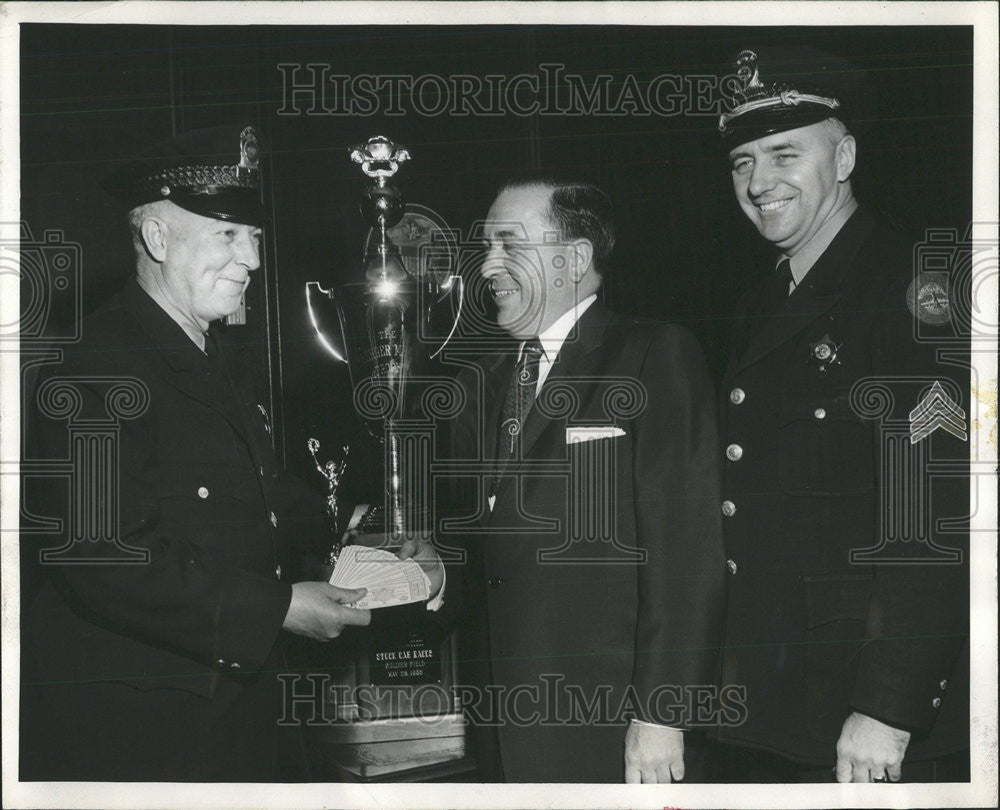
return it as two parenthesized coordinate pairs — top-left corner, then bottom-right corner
(306, 136), (462, 541)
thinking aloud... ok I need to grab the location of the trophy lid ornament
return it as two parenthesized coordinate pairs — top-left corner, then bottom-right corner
(350, 135), (411, 179)
(350, 136), (411, 282)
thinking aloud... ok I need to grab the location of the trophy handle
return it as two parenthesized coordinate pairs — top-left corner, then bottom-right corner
(429, 275), (463, 360)
(305, 281), (347, 363)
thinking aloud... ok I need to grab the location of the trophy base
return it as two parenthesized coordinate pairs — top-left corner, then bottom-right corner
(308, 712), (469, 781)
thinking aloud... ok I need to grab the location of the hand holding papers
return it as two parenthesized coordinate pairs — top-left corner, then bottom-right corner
(397, 535), (446, 597)
(329, 544), (430, 609)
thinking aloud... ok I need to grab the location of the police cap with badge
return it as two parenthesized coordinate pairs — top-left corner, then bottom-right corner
(104, 124), (263, 226)
(718, 45), (872, 148)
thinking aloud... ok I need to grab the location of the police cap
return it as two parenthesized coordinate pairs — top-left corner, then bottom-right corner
(103, 124), (263, 226)
(718, 45), (871, 148)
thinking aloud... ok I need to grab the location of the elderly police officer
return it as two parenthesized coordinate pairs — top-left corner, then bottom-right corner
(714, 47), (969, 783)
(20, 126), (383, 781)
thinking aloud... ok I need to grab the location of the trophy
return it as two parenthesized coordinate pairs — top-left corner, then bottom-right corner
(306, 135), (463, 544)
(303, 136), (467, 779)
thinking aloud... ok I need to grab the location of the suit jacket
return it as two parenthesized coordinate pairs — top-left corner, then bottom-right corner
(716, 207), (970, 766)
(447, 302), (726, 782)
(20, 278), (324, 781)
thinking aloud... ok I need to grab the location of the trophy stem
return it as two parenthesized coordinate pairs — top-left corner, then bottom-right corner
(387, 426), (405, 539)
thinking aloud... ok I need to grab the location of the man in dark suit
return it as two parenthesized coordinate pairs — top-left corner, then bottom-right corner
(446, 177), (726, 782)
(19, 125), (440, 781)
(714, 46), (970, 782)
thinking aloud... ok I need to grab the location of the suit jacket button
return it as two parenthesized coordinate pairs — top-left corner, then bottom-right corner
(275, 565), (282, 580)
(931, 697), (942, 708)
(488, 577), (502, 587)
(722, 500), (737, 517)
(939, 679), (948, 691)
(726, 443), (743, 461)
(197, 486), (209, 499)
(729, 387), (745, 405)
(270, 511), (278, 527)
(814, 408), (827, 419)
(726, 559), (738, 575)
(230, 662), (241, 670)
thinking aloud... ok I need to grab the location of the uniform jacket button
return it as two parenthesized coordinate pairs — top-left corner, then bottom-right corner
(726, 559), (738, 575)
(274, 564), (282, 580)
(722, 500), (737, 517)
(726, 443), (743, 461)
(814, 408), (827, 419)
(729, 387), (745, 405)
(939, 679), (948, 691)
(230, 662), (241, 670)
(488, 577), (502, 587)
(270, 512), (278, 527)
(197, 486), (209, 499)
(931, 697), (942, 708)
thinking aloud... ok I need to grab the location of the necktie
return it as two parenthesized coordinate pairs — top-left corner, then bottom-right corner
(751, 257), (795, 337)
(769, 256), (795, 306)
(493, 337), (543, 490)
(203, 328), (230, 381)
(777, 256), (795, 297)
(203, 327), (221, 359)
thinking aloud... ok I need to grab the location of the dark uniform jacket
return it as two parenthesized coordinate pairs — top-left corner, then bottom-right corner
(20, 278), (326, 781)
(716, 206), (969, 766)
(447, 302), (727, 782)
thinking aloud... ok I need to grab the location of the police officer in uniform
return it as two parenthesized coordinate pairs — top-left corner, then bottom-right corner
(20, 125), (441, 781)
(713, 47), (969, 782)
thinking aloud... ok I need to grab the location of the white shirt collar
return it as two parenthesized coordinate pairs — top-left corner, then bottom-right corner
(519, 293), (598, 363)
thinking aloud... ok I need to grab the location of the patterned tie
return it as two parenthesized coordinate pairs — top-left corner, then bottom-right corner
(493, 337), (543, 490)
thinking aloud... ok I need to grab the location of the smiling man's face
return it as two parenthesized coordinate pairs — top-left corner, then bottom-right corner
(481, 185), (579, 340)
(158, 205), (262, 330)
(729, 120), (855, 256)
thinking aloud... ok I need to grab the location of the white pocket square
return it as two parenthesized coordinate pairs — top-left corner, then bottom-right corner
(565, 426), (626, 444)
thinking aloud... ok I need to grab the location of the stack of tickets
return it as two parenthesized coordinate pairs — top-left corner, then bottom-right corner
(329, 544), (430, 609)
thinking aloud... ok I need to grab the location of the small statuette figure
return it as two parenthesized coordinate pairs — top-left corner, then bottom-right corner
(307, 437), (350, 565)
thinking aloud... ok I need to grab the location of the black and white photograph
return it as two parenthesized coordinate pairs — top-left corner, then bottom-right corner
(1, 3), (996, 808)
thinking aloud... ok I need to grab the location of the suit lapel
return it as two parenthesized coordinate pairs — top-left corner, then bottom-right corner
(492, 303), (613, 505)
(519, 302), (612, 460)
(735, 207), (875, 373)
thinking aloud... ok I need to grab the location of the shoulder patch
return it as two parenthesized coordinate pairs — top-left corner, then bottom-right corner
(906, 271), (951, 325)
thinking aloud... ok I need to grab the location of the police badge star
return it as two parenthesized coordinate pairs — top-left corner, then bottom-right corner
(808, 333), (842, 371)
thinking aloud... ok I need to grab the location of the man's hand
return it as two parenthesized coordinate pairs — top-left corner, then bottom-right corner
(397, 536), (445, 598)
(835, 711), (911, 783)
(282, 581), (371, 641)
(624, 722), (685, 783)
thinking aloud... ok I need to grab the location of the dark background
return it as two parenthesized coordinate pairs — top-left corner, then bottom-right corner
(19, 24), (974, 499)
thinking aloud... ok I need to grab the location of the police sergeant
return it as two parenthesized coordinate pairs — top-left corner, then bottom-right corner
(712, 46), (969, 783)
